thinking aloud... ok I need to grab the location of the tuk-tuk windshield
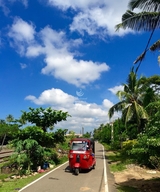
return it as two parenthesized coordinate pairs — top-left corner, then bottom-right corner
(71, 141), (88, 151)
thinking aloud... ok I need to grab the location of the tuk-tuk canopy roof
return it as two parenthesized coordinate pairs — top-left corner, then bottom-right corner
(71, 138), (94, 143)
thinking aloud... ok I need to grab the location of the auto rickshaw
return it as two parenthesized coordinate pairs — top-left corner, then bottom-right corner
(68, 138), (96, 175)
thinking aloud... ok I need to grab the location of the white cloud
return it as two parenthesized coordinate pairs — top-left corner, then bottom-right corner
(108, 85), (124, 95)
(25, 88), (76, 107)
(103, 99), (114, 109)
(20, 63), (27, 69)
(25, 87), (113, 132)
(42, 56), (109, 87)
(48, 0), (133, 37)
(0, 0), (10, 15)
(0, 0), (28, 15)
(8, 17), (35, 42)
(48, 0), (106, 10)
(8, 17), (35, 55)
(8, 23), (109, 87)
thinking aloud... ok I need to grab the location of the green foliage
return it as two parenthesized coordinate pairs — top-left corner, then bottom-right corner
(122, 140), (137, 151)
(117, 186), (138, 192)
(8, 125), (68, 173)
(94, 119), (126, 148)
(0, 124), (19, 137)
(43, 148), (59, 165)
(128, 126), (160, 168)
(12, 126), (67, 148)
(83, 132), (91, 138)
(10, 138), (44, 173)
(107, 151), (129, 173)
(121, 140), (137, 158)
(93, 123), (111, 144)
(110, 162), (126, 173)
(0, 122), (19, 145)
(21, 107), (71, 132)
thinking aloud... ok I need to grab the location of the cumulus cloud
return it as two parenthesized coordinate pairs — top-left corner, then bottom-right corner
(8, 19), (109, 87)
(38, 27), (109, 86)
(47, 0), (106, 10)
(8, 18), (35, 42)
(8, 17), (35, 55)
(25, 87), (113, 131)
(103, 99), (114, 109)
(108, 85), (124, 95)
(25, 88), (76, 107)
(47, 0), (133, 37)
(0, 0), (28, 15)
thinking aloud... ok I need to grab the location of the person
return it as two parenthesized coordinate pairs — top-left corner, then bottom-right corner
(86, 142), (89, 150)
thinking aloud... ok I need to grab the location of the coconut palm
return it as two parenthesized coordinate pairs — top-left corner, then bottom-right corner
(116, 0), (160, 70)
(108, 69), (148, 133)
(6, 114), (14, 124)
(116, 0), (160, 31)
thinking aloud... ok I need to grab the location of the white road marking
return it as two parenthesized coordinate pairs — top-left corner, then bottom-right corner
(102, 145), (109, 192)
(18, 161), (69, 192)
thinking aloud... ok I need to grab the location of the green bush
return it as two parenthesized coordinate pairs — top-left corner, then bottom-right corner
(110, 140), (121, 150)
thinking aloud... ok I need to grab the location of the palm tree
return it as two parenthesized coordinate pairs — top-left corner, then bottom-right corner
(116, 0), (160, 70)
(6, 114), (14, 124)
(108, 69), (148, 133)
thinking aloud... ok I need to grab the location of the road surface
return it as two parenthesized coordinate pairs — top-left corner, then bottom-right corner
(19, 142), (117, 192)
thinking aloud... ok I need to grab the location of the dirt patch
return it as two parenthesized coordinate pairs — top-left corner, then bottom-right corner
(113, 164), (160, 192)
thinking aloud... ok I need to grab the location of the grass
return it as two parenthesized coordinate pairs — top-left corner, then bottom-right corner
(0, 157), (68, 192)
(117, 186), (139, 192)
(107, 151), (126, 172)
(107, 150), (135, 172)
(105, 147), (138, 192)
(0, 172), (47, 192)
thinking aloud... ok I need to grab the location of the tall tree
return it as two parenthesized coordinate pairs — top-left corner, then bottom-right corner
(116, 0), (160, 70)
(21, 107), (71, 132)
(108, 69), (148, 133)
(6, 114), (14, 124)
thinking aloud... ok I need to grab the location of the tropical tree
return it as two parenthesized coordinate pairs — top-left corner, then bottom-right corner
(108, 69), (149, 133)
(21, 107), (71, 132)
(116, 0), (160, 70)
(0, 115), (19, 148)
(6, 114), (14, 124)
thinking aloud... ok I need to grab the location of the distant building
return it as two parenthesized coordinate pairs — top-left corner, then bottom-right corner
(65, 133), (82, 138)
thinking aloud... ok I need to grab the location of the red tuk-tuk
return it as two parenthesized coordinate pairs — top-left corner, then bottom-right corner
(68, 138), (96, 175)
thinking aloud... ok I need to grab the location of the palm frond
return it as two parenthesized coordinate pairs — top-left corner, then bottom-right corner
(134, 51), (146, 64)
(108, 101), (125, 119)
(149, 39), (160, 51)
(124, 105), (134, 125)
(134, 101), (148, 120)
(115, 10), (160, 31)
(129, 0), (160, 12)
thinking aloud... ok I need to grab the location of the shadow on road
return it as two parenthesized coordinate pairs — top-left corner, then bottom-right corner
(64, 166), (92, 175)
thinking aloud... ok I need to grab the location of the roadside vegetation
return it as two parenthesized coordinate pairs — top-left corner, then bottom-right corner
(0, 1), (160, 192)
(0, 107), (71, 192)
(94, 71), (160, 191)
(94, 0), (160, 190)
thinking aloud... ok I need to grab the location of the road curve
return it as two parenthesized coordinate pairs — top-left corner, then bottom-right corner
(19, 142), (117, 192)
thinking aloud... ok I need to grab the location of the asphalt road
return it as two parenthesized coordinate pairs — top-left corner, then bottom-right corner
(19, 142), (117, 192)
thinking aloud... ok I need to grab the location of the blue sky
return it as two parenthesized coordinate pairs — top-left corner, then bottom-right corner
(0, 0), (159, 133)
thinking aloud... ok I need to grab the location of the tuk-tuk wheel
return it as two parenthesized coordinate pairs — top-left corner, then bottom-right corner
(75, 168), (79, 175)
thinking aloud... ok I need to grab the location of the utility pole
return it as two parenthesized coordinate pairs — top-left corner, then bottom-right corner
(110, 122), (114, 142)
(82, 127), (84, 135)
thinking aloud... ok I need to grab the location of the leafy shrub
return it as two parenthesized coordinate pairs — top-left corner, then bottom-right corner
(110, 141), (121, 150)
(120, 140), (137, 159)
